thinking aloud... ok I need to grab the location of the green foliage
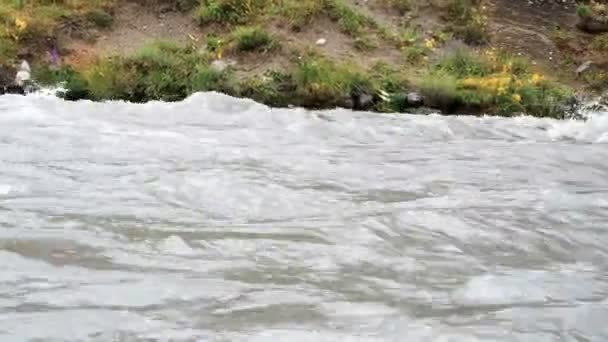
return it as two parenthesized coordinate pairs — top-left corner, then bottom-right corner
(421, 47), (573, 117)
(577, 4), (593, 18)
(446, 0), (488, 45)
(191, 65), (234, 92)
(436, 47), (490, 77)
(206, 34), (224, 52)
(325, 0), (374, 36)
(0, 37), (17, 65)
(294, 52), (375, 107)
(379, 0), (411, 14)
(55, 40), (239, 102)
(353, 36), (375, 50)
(280, 0), (325, 31)
(32, 65), (90, 100)
(176, 0), (200, 11)
(197, 0), (270, 25)
(86, 9), (113, 29)
(592, 33), (608, 51)
(551, 27), (574, 48)
(415, 71), (463, 112)
(237, 70), (294, 107)
(233, 26), (276, 52)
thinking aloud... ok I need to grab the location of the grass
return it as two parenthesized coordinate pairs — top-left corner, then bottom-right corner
(279, 0), (325, 31)
(293, 51), (375, 107)
(197, 0), (270, 25)
(85, 9), (113, 29)
(1, 0), (579, 119)
(415, 47), (574, 117)
(577, 3), (593, 19)
(592, 33), (608, 51)
(379, 0), (411, 14)
(445, 0), (489, 46)
(0, 37), (18, 66)
(232, 26), (277, 52)
(38, 40), (574, 118)
(0, 0), (115, 65)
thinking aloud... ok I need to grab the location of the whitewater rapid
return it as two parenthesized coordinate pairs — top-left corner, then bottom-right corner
(1, 92), (607, 341)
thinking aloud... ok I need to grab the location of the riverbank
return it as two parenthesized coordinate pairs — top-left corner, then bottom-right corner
(1, 0), (606, 117)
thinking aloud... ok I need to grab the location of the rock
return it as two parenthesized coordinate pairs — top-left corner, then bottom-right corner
(4, 85), (25, 95)
(600, 93), (608, 107)
(210, 59), (236, 72)
(341, 96), (354, 109)
(315, 38), (327, 46)
(576, 61), (594, 75)
(577, 18), (608, 34)
(351, 92), (375, 111)
(14, 60), (31, 87)
(406, 92), (424, 107)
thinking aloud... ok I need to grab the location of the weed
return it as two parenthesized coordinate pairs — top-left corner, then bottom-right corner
(592, 33), (608, 51)
(86, 9), (113, 29)
(191, 65), (234, 92)
(379, 0), (411, 14)
(280, 0), (324, 31)
(577, 4), (593, 18)
(294, 52), (375, 107)
(436, 47), (490, 77)
(446, 0), (489, 45)
(0, 37), (18, 65)
(233, 26), (276, 52)
(197, 0), (270, 25)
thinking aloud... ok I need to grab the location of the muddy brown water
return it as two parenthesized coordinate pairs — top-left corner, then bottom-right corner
(1, 93), (607, 341)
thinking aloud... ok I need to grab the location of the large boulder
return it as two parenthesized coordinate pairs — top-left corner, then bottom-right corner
(576, 18), (608, 33)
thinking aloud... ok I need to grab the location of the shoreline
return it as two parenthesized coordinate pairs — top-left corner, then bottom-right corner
(1, 0), (606, 118)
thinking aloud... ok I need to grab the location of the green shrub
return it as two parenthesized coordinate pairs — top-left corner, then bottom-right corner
(446, 0), (488, 45)
(197, 0), (270, 25)
(592, 33), (608, 51)
(418, 48), (573, 117)
(176, 0), (200, 11)
(233, 26), (276, 52)
(86, 9), (113, 29)
(294, 53), (375, 107)
(577, 4), (593, 18)
(325, 0), (373, 36)
(84, 58), (140, 101)
(190, 65), (234, 92)
(0, 38), (17, 66)
(281, 0), (325, 31)
(436, 47), (490, 77)
(519, 81), (573, 118)
(415, 71), (462, 112)
(238, 71), (294, 107)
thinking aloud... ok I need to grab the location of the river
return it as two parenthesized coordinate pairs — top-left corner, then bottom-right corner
(1, 92), (607, 341)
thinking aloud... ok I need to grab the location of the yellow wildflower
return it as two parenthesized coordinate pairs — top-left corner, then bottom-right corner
(424, 38), (436, 49)
(15, 17), (27, 32)
(512, 94), (522, 103)
(531, 73), (544, 84)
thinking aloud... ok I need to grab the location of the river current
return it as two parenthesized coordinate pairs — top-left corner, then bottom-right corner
(1, 92), (607, 341)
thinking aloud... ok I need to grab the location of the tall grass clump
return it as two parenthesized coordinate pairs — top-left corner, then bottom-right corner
(197, 0), (270, 25)
(294, 52), (375, 108)
(280, 0), (325, 31)
(233, 26), (277, 52)
(416, 47), (573, 117)
(446, 0), (488, 45)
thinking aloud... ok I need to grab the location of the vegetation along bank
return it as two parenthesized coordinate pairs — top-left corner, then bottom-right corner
(2, 0), (608, 117)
